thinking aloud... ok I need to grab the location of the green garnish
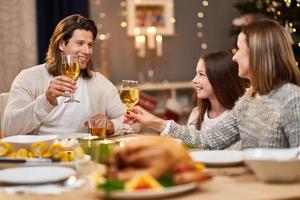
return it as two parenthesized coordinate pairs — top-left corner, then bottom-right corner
(183, 143), (196, 149)
(158, 173), (175, 187)
(97, 179), (125, 195)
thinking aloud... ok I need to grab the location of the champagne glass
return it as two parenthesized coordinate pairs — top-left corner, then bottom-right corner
(61, 55), (80, 103)
(119, 80), (139, 133)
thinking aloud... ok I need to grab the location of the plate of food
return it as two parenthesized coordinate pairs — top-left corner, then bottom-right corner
(93, 136), (212, 199)
(97, 181), (199, 199)
(0, 140), (90, 169)
(1, 135), (58, 151)
(189, 150), (244, 167)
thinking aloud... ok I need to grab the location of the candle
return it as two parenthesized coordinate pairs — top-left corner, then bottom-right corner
(135, 35), (146, 58)
(156, 35), (163, 57)
(78, 135), (101, 158)
(94, 139), (116, 164)
(134, 27), (141, 49)
(147, 26), (156, 49)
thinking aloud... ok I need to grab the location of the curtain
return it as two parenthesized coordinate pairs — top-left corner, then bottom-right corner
(0, 0), (37, 93)
(36, 0), (89, 63)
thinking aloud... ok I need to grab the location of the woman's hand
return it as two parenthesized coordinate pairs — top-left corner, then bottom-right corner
(125, 106), (167, 132)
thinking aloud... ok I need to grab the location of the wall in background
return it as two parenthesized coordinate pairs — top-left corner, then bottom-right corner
(89, 0), (239, 85)
(0, 0), (37, 93)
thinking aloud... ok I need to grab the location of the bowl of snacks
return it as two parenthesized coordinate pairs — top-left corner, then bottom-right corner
(93, 136), (212, 199)
(243, 148), (300, 183)
(1, 135), (58, 151)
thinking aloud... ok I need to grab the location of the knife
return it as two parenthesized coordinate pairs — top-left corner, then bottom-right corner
(0, 157), (54, 164)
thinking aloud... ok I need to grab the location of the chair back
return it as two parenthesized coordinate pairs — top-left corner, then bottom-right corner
(0, 93), (10, 133)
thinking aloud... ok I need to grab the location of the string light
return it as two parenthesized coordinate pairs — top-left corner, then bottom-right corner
(170, 18), (176, 24)
(197, 22), (203, 28)
(197, 32), (204, 38)
(94, 0), (108, 39)
(120, 0), (127, 29)
(95, 0), (101, 5)
(97, 24), (103, 31)
(201, 43), (207, 49)
(120, 21), (127, 27)
(197, 1), (209, 50)
(197, 12), (204, 18)
(120, 1), (126, 7)
(99, 12), (106, 18)
(202, 0), (208, 6)
(99, 34), (106, 40)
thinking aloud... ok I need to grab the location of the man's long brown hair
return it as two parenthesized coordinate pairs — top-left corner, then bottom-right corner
(45, 14), (98, 78)
(196, 51), (247, 130)
(242, 19), (300, 96)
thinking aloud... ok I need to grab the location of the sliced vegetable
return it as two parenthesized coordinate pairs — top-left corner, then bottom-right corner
(0, 142), (12, 157)
(16, 148), (29, 158)
(125, 173), (163, 191)
(48, 144), (64, 159)
(31, 142), (47, 157)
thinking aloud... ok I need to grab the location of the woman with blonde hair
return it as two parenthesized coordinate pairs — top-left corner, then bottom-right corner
(127, 19), (300, 149)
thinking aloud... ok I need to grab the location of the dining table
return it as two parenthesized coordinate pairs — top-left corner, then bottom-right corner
(0, 133), (300, 200)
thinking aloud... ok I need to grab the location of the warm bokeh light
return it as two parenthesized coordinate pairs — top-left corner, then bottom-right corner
(202, 0), (208, 6)
(170, 18), (176, 24)
(99, 34), (106, 40)
(197, 12), (204, 18)
(232, 48), (237, 54)
(99, 12), (106, 18)
(197, 22), (203, 28)
(120, 1), (126, 7)
(197, 32), (204, 38)
(120, 21), (127, 27)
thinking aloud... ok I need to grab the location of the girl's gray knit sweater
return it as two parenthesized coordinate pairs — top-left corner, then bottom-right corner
(162, 83), (300, 149)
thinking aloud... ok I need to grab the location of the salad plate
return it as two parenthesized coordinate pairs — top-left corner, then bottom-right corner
(97, 182), (199, 199)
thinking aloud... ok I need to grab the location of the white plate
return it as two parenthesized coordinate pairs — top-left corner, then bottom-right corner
(189, 150), (244, 166)
(1, 135), (58, 150)
(0, 166), (75, 184)
(98, 182), (198, 199)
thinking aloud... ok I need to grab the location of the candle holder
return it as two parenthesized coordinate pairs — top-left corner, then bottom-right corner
(77, 136), (101, 159)
(134, 27), (163, 83)
(93, 139), (116, 164)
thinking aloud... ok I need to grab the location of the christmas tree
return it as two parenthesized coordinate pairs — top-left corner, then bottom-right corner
(232, 0), (300, 63)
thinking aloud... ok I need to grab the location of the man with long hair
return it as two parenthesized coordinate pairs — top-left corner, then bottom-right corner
(3, 14), (125, 137)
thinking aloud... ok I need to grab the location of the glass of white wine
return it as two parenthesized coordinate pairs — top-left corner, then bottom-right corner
(61, 54), (80, 103)
(119, 80), (139, 133)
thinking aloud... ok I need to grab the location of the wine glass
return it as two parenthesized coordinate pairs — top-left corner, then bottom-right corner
(61, 55), (80, 103)
(119, 80), (139, 133)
